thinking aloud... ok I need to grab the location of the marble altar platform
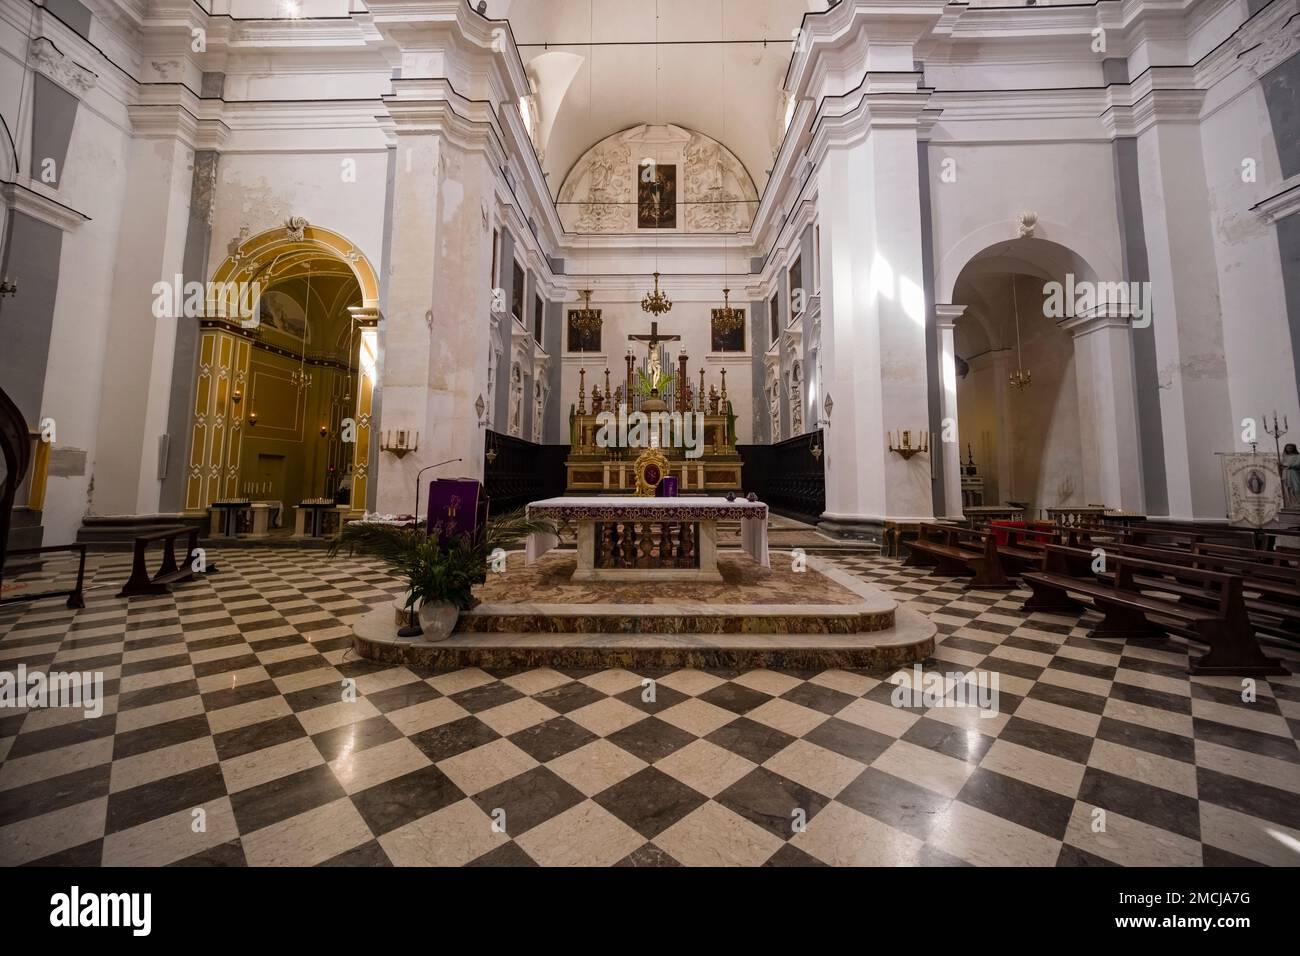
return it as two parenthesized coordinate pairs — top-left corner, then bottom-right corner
(351, 551), (935, 671)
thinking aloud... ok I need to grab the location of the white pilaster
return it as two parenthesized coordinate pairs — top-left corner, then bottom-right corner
(1061, 307), (1145, 513)
(935, 304), (965, 518)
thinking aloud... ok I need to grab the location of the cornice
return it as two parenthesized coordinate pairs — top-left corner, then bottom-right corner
(0, 177), (92, 231)
(1101, 67), (1205, 135)
(129, 85), (230, 147)
(1251, 174), (1300, 225)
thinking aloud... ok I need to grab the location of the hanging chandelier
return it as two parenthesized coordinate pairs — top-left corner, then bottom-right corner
(1008, 274), (1031, 391)
(641, 271), (673, 317)
(571, 288), (602, 334)
(713, 287), (743, 333)
(293, 269), (313, 391)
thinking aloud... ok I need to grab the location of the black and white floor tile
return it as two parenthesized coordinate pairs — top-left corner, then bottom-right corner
(1, 548), (1298, 867)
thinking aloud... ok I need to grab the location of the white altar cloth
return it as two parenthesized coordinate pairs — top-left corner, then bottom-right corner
(525, 496), (770, 572)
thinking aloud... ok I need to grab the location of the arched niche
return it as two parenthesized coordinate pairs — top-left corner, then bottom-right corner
(557, 124), (760, 234)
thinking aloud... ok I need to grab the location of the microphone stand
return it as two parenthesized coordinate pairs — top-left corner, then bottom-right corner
(414, 458), (464, 528)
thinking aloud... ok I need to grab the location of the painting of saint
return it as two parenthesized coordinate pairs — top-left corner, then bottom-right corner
(638, 161), (676, 229)
(711, 308), (746, 353)
(567, 311), (602, 353)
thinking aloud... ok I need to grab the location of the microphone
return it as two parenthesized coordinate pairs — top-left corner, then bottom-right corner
(414, 458), (463, 524)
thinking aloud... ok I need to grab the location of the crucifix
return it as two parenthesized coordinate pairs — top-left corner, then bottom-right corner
(629, 320), (680, 381)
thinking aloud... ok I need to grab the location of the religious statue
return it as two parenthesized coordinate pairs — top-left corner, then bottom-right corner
(708, 384), (720, 416)
(613, 385), (623, 410)
(591, 385), (604, 415)
(1283, 443), (1300, 507)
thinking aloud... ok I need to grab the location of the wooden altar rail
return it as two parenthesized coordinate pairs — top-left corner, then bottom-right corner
(117, 526), (212, 598)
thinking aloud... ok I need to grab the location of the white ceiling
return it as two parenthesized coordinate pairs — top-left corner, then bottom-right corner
(487, 0), (821, 198)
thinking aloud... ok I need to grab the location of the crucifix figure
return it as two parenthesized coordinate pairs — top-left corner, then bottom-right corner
(629, 321), (680, 380)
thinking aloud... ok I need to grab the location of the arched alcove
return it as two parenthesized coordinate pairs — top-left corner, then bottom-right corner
(949, 235), (1103, 514)
(184, 223), (381, 518)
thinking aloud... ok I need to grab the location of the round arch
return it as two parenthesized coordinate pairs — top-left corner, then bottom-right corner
(211, 222), (381, 310)
(183, 221), (381, 517)
(937, 218), (1121, 306)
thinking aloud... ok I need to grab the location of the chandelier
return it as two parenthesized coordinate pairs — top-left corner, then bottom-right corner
(1008, 274), (1032, 392)
(641, 271), (673, 317)
(712, 287), (743, 333)
(571, 288), (602, 335)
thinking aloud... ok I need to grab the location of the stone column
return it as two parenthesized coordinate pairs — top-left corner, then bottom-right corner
(1061, 307), (1145, 512)
(375, 79), (499, 515)
(934, 304), (966, 518)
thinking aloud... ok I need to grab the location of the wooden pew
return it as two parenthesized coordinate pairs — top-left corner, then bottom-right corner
(903, 524), (1011, 589)
(117, 527), (212, 598)
(1105, 543), (1300, 641)
(1192, 542), (1300, 571)
(1021, 545), (1288, 676)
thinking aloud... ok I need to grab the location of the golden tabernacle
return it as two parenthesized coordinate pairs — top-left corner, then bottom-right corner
(565, 346), (743, 495)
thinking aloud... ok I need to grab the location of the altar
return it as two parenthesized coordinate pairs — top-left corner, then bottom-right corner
(525, 496), (769, 582)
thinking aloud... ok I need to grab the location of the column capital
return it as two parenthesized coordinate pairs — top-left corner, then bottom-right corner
(934, 303), (967, 329)
(1058, 304), (1141, 337)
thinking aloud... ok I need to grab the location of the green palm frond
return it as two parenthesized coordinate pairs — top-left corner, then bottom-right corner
(483, 509), (557, 551)
(331, 510), (556, 611)
(329, 522), (423, 565)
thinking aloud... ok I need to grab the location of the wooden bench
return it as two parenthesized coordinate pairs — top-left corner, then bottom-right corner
(1021, 546), (1288, 676)
(1105, 543), (1300, 641)
(1132, 522), (1267, 549)
(903, 524), (1011, 588)
(117, 526), (212, 598)
(1192, 542), (1300, 571)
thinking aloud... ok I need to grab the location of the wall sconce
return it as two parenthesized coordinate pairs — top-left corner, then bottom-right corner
(475, 393), (488, 428)
(319, 425), (328, 437)
(888, 429), (929, 461)
(248, 407), (258, 427)
(231, 388), (243, 405)
(381, 430), (419, 459)
(810, 435), (823, 461)
(485, 432), (498, 465)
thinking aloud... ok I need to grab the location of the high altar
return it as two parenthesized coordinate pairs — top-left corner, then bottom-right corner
(565, 332), (743, 495)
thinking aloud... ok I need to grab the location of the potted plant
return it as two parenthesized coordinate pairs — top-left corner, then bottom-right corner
(329, 509), (555, 641)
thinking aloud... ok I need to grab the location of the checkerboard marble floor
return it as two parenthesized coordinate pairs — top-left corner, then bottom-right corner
(2, 547), (1298, 867)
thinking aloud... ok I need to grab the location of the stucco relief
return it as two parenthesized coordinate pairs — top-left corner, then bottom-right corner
(29, 38), (97, 96)
(558, 125), (758, 234)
